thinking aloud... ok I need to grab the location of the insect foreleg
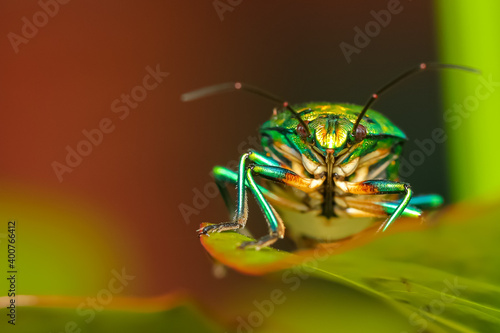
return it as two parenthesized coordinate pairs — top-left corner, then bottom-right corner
(238, 166), (285, 249)
(335, 179), (413, 232)
(250, 165), (324, 192)
(337, 198), (422, 218)
(237, 161), (331, 248)
(211, 148), (279, 216)
(212, 148), (308, 213)
(198, 154), (251, 235)
(199, 151), (307, 248)
(402, 194), (443, 210)
(212, 165), (309, 212)
(213, 166), (238, 216)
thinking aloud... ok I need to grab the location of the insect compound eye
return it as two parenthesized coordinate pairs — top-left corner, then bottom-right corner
(354, 124), (367, 142)
(296, 122), (309, 139)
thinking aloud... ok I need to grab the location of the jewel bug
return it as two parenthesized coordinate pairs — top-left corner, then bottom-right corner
(182, 63), (478, 250)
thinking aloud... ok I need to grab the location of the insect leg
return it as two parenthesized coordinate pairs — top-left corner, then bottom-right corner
(247, 149), (283, 167)
(199, 152), (307, 245)
(335, 179), (413, 232)
(250, 165), (325, 192)
(212, 165), (309, 213)
(214, 146), (307, 213)
(337, 198), (422, 218)
(198, 153), (251, 235)
(401, 194), (443, 210)
(238, 166), (285, 249)
(213, 166), (238, 216)
(212, 150), (280, 217)
(237, 162), (329, 248)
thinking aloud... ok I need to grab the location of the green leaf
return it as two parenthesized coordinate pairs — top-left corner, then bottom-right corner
(200, 199), (500, 332)
(0, 295), (223, 333)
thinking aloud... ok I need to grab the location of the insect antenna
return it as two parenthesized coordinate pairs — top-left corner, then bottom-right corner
(181, 82), (313, 142)
(351, 63), (481, 134)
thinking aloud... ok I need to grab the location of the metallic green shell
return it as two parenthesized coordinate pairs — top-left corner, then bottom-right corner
(262, 102), (406, 140)
(260, 102), (406, 164)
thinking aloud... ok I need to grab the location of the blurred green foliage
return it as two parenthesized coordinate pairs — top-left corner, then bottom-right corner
(6, 199), (499, 332)
(201, 199), (500, 332)
(437, 1), (500, 201)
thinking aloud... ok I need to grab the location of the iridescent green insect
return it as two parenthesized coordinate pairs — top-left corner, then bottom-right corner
(182, 63), (478, 250)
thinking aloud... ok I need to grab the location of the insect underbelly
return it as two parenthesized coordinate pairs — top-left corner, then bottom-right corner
(322, 152), (335, 218)
(277, 208), (374, 242)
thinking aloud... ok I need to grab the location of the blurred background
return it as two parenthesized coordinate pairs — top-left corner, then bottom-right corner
(0, 0), (498, 330)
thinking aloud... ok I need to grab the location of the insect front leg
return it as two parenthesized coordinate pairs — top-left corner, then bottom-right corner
(336, 197), (422, 219)
(197, 153), (251, 236)
(405, 194), (444, 210)
(199, 151), (304, 249)
(211, 165), (309, 216)
(335, 178), (413, 232)
(238, 162), (328, 248)
(237, 166), (286, 249)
